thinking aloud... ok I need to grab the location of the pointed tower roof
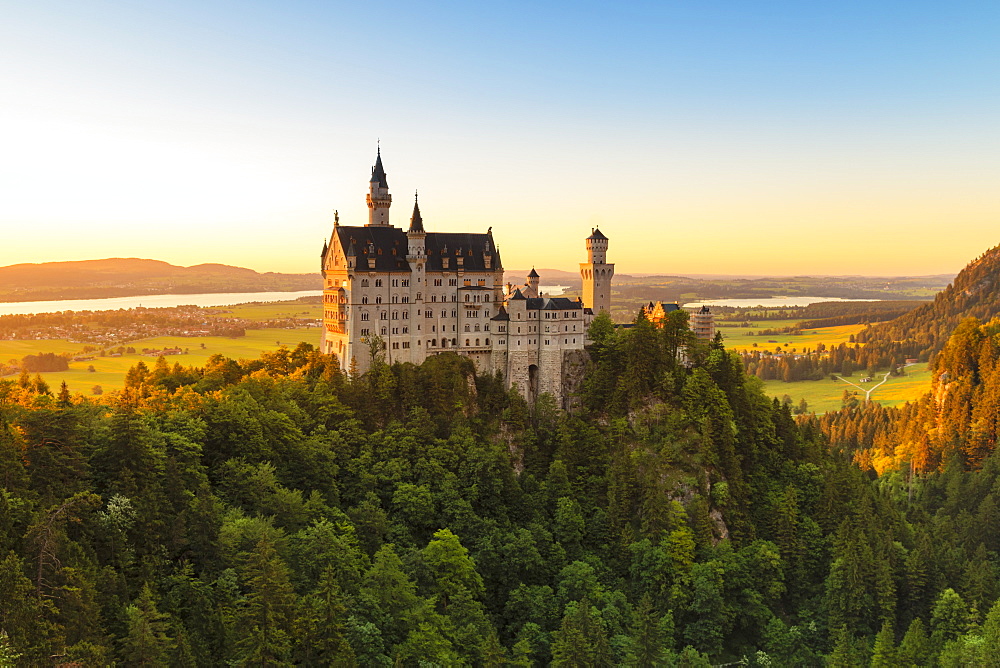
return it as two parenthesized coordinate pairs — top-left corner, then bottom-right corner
(509, 288), (527, 300)
(409, 192), (424, 233)
(321, 239), (328, 258)
(491, 305), (510, 321)
(587, 227), (608, 240)
(345, 238), (357, 256)
(528, 267), (540, 278)
(370, 147), (388, 188)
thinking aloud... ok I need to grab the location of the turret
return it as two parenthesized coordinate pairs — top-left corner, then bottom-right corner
(585, 227), (608, 263)
(366, 147), (392, 226)
(407, 192), (426, 258)
(526, 268), (540, 298)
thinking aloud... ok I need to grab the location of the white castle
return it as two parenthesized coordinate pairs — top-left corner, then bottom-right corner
(320, 150), (615, 405)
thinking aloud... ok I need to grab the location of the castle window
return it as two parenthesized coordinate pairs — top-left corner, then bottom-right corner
(452, 338), (457, 346)
(545, 340), (550, 345)
(392, 295), (398, 303)
(431, 295), (436, 302)
(441, 310), (447, 318)
(402, 342), (409, 348)
(486, 339), (490, 345)
(361, 312), (369, 321)
(381, 327), (387, 335)
(392, 327), (399, 335)
(478, 279), (486, 286)
(375, 296), (382, 304)
(402, 279), (409, 287)
(402, 296), (409, 303)
(380, 312), (387, 320)
(449, 279), (458, 286)
(361, 328), (370, 336)
(402, 326), (408, 333)
(425, 310), (432, 318)
(416, 292), (421, 300)
(375, 279), (382, 287)
(464, 325), (470, 332)
(466, 339), (470, 346)
(452, 310), (457, 317)
(464, 279), (471, 286)
(403, 311), (408, 319)
(392, 279), (398, 287)
(392, 311), (398, 320)
(476, 338), (480, 346)
(392, 342), (398, 349)
(434, 279), (442, 286)
(361, 279), (369, 287)
(485, 311), (490, 318)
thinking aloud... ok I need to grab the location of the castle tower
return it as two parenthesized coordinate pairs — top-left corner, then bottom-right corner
(366, 148), (392, 226)
(526, 268), (540, 297)
(580, 227), (614, 315)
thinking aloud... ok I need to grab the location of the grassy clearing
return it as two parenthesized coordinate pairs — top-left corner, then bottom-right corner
(761, 364), (934, 414)
(3, 328), (319, 395)
(720, 320), (868, 353)
(208, 301), (321, 320)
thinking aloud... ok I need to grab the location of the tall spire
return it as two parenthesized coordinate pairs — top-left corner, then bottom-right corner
(409, 190), (424, 233)
(370, 145), (388, 188)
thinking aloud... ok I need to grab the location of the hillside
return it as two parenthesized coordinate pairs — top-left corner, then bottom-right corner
(856, 244), (1000, 362)
(0, 258), (319, 302)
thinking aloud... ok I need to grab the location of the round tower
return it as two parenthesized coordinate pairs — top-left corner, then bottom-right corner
(580, 227), (615, 316)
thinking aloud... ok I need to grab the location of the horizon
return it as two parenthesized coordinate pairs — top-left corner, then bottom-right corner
(3, 2), (999, 276)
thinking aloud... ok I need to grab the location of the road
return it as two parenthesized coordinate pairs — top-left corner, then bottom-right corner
(835, 364), (913, 402)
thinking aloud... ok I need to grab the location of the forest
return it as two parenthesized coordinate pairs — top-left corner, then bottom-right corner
(3, 303), (1000, 666)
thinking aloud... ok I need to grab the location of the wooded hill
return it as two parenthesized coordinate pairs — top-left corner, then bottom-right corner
(3, 311), (1000, 664)
(857, 245), (1000, 364)
(0, 258), (318, 302)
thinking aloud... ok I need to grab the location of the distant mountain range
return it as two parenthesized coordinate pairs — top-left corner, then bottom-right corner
(0, 258), (319, 303)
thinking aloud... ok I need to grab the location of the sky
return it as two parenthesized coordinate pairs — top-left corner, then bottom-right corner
(2, 1), (999, 276)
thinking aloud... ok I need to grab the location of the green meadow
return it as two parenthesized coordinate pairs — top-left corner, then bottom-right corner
(1, 328), (318, 395)
(761, 363), (934, 414)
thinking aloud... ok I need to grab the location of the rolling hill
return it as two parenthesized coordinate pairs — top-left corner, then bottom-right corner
(0, 258), (319, 302)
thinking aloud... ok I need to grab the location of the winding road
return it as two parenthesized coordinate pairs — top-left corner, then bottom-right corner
(835, 363), (915, 402)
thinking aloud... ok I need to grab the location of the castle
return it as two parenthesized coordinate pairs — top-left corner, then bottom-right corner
(320, 150), (614, 405)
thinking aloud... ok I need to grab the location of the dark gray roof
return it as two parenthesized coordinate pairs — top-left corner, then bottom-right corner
(587, 227), (608, 240)
(335, 225), (501, 273)
(491, 306), (510, 321)
(423, 231), (501, 272)
(336, 226), (412, 272)
(509, 287), (526, 300)
(370, 150), (388, 188)
(528, 268), (539, 278)
(525, 297), (583, 311)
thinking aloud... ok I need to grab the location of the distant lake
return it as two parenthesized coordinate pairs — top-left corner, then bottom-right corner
(540, 285), (569, 295)
(683, 296), (881, 308)
(0, 290), (322, 316)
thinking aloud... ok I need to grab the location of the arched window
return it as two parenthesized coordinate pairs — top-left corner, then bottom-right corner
(475, 338), (480, 346)
(361, 296), (368, 304)
(361, 279), (369, 287)
(416, 292), (422, 300)
(464, 294), (470, 302)
(375, 296), (382, 304)
(474, 324), (480, 332)
(466, 339), (470, 346)
(464, 324), (470, 332)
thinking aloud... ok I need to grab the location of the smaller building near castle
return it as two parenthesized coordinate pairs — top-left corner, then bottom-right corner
(643, 301), (716, 340)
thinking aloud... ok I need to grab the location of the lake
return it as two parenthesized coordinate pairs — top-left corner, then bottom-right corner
(0, 290), (323, 316)
(683, 296), (881, 308)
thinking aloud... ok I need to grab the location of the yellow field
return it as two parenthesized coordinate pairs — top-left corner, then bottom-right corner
(761, 364), (934, 414)
(209, 301), (321, 320)
(1, 328), (319, 395)
(720, 321), (868, 353)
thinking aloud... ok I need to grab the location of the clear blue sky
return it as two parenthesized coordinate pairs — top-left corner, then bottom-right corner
(3, 1), (998, 275)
